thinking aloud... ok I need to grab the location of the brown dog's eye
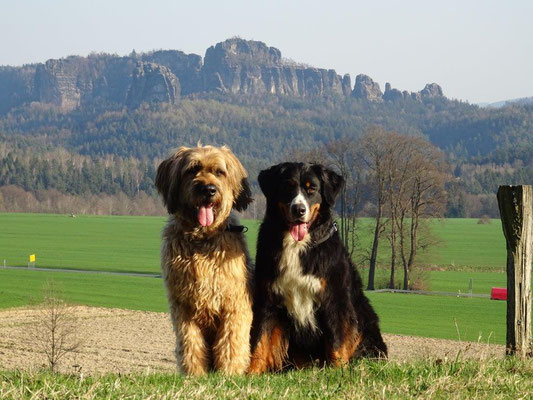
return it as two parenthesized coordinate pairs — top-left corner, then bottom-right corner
(185, 164), (202, 175)
(215, 169), (226, 177)
(307, 187), (316, 195)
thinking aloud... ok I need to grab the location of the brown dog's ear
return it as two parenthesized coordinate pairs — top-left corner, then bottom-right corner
(234, 177), (253, 212)
(155, 158), (173, 203)
(220, 146), (253, 212)
(155, 149), (187, 214)
(311, 164), (344, 206)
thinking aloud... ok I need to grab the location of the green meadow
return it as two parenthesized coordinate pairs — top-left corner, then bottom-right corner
(0, 214), (506, 272)
(0, 213), (165, 273)
(0, 213), (512, 344)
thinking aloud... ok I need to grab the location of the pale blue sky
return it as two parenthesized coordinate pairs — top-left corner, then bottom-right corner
(1, 0), (531, 103)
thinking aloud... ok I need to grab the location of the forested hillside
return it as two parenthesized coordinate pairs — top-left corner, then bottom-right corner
(1, 38), (532, 217)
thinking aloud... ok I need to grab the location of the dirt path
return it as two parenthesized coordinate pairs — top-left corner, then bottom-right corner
(0, 306), (504, 374)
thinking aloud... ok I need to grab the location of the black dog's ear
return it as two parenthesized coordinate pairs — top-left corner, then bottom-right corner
(155, 152), (182, 214)
(312, 164), (344, 206)
(258, 163), (286, 198)
(234, 177), (253, 212)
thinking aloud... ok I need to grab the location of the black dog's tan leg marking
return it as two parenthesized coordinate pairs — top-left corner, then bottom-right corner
(289, 351), (319, 370)
(248, 324), (288, 373)
(328, 325), (363, 366)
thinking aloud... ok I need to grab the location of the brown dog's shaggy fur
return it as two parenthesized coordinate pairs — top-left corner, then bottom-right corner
(155, 145), (253, 375)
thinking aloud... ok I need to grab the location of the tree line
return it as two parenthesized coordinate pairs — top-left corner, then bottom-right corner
(2, 94), (532, 219)
(0, 150), (157, 197)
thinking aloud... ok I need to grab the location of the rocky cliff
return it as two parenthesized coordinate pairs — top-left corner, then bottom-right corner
(142, 50), (202, 95)
(352, 74), (383, 102)
(34, 57), (100, 110)
(202, 39), (350, 97)
(126, 62), (180, 108)
(0, 38), (445, 112)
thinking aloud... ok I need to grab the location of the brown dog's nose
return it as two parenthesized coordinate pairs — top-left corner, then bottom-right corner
(198, 184), (217, 197)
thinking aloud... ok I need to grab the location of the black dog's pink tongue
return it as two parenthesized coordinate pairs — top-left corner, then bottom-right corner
(290, 222), (308, 241)
(198, 204), (214, 227)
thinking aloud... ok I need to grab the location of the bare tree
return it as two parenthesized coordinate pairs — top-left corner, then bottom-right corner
(383, 133), (415, 289)
(396, 139), (449, 289)
(33, 281), (84, 372)
(356, 127), (396, 290)
(325, 139), (361, 255)
(356, 129), (449, 290)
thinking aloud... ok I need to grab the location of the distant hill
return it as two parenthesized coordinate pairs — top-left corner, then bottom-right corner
(478, 97), (533, 109)
(0, 38), (444, 113)
(1, 38), (533, 218)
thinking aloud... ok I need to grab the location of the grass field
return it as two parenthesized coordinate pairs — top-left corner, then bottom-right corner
(0, 213), (165, 273)
(0, 213), (513, 344)
(0, 268), (168, 311)
(0, 214), (506, 271)
(2, 358), (532, 399)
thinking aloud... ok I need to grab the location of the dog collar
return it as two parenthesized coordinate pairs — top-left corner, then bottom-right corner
(226, 224), (248, 233)
(313, 222), (338, 246)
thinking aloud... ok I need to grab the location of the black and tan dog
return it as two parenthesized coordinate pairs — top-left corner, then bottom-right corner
(156, 145), (253, 375)
(248, 162), (387, 373)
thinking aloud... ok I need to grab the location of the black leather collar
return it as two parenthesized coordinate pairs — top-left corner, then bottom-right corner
(226, 224), (248, 233)
(313, 222), (338, 246)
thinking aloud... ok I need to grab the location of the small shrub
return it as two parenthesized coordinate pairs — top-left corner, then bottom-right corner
(477, 215), (491, 224)
(32, 281), (84, 372)
(409, 266), (431, 291)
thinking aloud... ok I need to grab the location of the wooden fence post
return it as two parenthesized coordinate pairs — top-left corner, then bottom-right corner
(497, 185), (532, 358)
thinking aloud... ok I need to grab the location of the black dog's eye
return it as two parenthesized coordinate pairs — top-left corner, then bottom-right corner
(215, 169), (226, 177)
(284, 180), (297, 188)
(306, 187), (316, 195)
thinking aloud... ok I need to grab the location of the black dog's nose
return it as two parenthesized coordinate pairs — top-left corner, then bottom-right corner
(201, 184), (217, 197)
(291, 203), (306, 217)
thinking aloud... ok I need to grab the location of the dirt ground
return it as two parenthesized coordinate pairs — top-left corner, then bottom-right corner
(0, 306), (505, 374)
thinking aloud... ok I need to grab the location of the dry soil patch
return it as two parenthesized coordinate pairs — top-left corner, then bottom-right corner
(0, 306), (504, 374)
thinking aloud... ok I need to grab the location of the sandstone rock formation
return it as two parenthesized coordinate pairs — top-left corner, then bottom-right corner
(0, 38), (447, 112)
(34, 57), (91, 110)
(142, 50), (202, 95)
(383, 82), (406, 102)
(342, 74), (352, 96)
(126, 63), (180, 108)
(352, 74), (383, 102)
(202, 38), (347, 97)
(420, 83), (444, 98)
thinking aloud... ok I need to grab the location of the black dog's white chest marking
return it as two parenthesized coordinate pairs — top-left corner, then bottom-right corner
(272, 233), (322, 330)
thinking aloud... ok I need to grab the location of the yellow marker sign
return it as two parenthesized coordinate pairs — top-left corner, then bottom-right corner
(29, 254), (35, 262)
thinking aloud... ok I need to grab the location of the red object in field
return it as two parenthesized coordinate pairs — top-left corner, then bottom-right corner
(491, 287), (507, 300)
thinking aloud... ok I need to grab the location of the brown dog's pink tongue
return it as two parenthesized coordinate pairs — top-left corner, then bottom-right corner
(290, 223), (308, 241)
(198, 205), (214, 227)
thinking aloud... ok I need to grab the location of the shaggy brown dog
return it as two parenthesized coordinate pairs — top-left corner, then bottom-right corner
(155, 145), (253, 375)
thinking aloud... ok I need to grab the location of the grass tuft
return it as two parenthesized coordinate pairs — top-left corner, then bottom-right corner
(1, 358), (532, 399)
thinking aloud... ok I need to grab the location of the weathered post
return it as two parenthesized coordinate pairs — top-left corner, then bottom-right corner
(497, 185), (532, 358)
